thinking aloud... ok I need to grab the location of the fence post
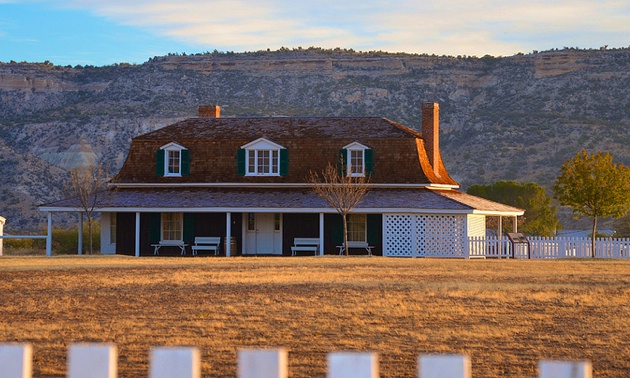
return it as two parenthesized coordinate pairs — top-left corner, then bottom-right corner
(327, 352), (378, 378)
(538, 360), (592, 378)
(149, 347), (200, 378)
(0, 343), (32, 378)
(238, 348), (288, 378)
(67, 343), (117, 378)
(418, 354), (471, 378)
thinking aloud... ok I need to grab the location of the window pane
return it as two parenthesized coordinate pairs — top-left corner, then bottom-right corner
(248, 213), (255, 231)
(162, 213), (182, 241)
(248, 151), (256, 174)
(347, 214), (366, 242)
(258, 150), (270, 173)
(167, 150), (180, 174)
(350, 150), (363, 175)
(272, 150), (279, 174)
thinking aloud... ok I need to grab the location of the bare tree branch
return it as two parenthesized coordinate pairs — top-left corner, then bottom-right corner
(309, 161), (369, 256)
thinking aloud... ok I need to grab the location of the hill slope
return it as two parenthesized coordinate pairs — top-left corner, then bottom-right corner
(1, 48), (629, 231)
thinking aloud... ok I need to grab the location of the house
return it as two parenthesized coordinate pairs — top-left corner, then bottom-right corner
(0, 215), (5, 256)
(40, 103), (524, 257)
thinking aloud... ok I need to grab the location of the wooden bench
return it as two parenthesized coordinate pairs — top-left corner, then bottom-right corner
(190, 237), (221, 256)
(291, 238), (320, 256)
(337, 241), (374, 255)
(151, 240), (188, 255)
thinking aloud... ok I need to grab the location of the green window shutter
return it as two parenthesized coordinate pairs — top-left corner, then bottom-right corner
(156, 149), (165, 177)
(367, 214), (381, 245)
(331, 214), (343, 244)
(183, 213), (194, 243)
(337, 149), (347, 177)
(150, 213), (161, 243)
(280, 149), (289, 176)
(181, 149), (190, 176)
(364, 149), (374, 177)
(237, 148), (246, 176)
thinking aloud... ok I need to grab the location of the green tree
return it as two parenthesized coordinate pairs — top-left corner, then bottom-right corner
(467, 181), (560, 236)
(554, 150), (630, 256)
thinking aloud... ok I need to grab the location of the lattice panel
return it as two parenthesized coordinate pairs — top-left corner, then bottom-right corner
(413, 215), (426, 257)
(384, 215), (414, 256)
(467, 215), (486, 238)
(423, 215), (465, 257)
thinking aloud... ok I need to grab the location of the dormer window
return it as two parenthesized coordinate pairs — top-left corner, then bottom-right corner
(340, 142), (373, 177)
(238, 138), (288, 176)
(156, 142), (190, 177)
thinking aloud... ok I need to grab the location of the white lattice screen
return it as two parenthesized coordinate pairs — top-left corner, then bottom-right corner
(384, 214), (466, 257)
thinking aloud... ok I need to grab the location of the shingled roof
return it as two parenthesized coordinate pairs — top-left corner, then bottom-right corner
(41, 188), (523, 216)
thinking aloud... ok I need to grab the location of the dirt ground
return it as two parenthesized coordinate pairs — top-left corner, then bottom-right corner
(0, 256), (628, 377)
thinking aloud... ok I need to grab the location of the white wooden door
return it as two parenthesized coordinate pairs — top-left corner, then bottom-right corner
(245, 213), (282, 255)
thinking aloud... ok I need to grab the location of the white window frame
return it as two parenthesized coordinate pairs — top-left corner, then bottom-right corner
(343, 142), (370, 177)
(161, 212), (183, 242)
(160, 142), (187, 177)
(241, 138), (285, 176)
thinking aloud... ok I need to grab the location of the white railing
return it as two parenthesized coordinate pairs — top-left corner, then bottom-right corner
(0, 343), (592, 378)
(467, 236), (630, 259)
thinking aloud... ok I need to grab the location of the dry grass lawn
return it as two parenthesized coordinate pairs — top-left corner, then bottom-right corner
(0, 256), (629, 377)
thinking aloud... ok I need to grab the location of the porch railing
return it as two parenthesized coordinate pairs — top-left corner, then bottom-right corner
(467, 236), (630, 259)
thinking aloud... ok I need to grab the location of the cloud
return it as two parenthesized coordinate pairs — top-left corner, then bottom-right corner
(44, 0), (630, 55)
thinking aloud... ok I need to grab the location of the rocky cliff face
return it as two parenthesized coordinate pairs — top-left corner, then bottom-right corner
(1, 48), (629, 231)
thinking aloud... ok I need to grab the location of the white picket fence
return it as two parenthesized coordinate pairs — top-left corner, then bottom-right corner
(467, 236), (630, 259)
(0, 343), (593, 378)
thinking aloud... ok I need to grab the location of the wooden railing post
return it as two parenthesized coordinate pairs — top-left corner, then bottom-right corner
(0, 343), (32, 378)
(149, 347), (200, 378)
(328, 352), (378, 378)
(238, 348), (288, 378)
(418, 354), (471, 378)
(538, 360), (592, 378)
(67, 343), (117, 378)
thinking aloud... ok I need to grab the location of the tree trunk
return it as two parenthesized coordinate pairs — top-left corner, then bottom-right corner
(342, 213), (349, 256)
(591, 215), (597, 258)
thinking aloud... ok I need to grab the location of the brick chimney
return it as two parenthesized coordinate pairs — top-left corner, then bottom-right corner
(198, 105), (221, 118)
(421, 102), (440, 175)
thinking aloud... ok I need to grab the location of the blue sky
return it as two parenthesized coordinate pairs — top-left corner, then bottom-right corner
(1, 0), (629, 66)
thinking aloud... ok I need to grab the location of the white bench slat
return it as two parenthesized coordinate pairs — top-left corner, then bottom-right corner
(0, 343), (32, 378)
(191, 237), (221, 256)
(67, 343), (117, 378)
(238, 348), (288, 378)
(150, 347), (201, 378)
(291, 238), (320, 256)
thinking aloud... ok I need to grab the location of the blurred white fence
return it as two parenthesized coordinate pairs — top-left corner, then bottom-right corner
(0, 343), (592, 378)
(468, 236), (630, 259)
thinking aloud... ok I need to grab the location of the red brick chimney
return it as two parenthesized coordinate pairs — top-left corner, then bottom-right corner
(199, 105), (221, 118)
(422, 102), (440, 175)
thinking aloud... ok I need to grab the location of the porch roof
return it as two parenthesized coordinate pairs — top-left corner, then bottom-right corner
(40, 188), (524, 216)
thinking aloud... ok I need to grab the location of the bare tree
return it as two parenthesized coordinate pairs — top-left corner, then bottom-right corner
(309, 162), (369, 256)
(66, 164), (111, 254)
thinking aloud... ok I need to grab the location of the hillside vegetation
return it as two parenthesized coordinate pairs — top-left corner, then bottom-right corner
(1, 47), (629, 230)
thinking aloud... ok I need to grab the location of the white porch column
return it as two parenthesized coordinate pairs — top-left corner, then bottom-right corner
(46, 211), (52, 257)
(319, 213), (324, 256)
(497, 216), (503, 258)
(78, 212), (83, 255)
(226, 212), (232, 257)
(0, 215), (5, 257)
(512, 216), (518, 233)
(135, 212), (140, 257)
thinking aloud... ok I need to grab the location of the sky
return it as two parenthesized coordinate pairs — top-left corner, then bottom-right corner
(1, 0), (629, 67)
